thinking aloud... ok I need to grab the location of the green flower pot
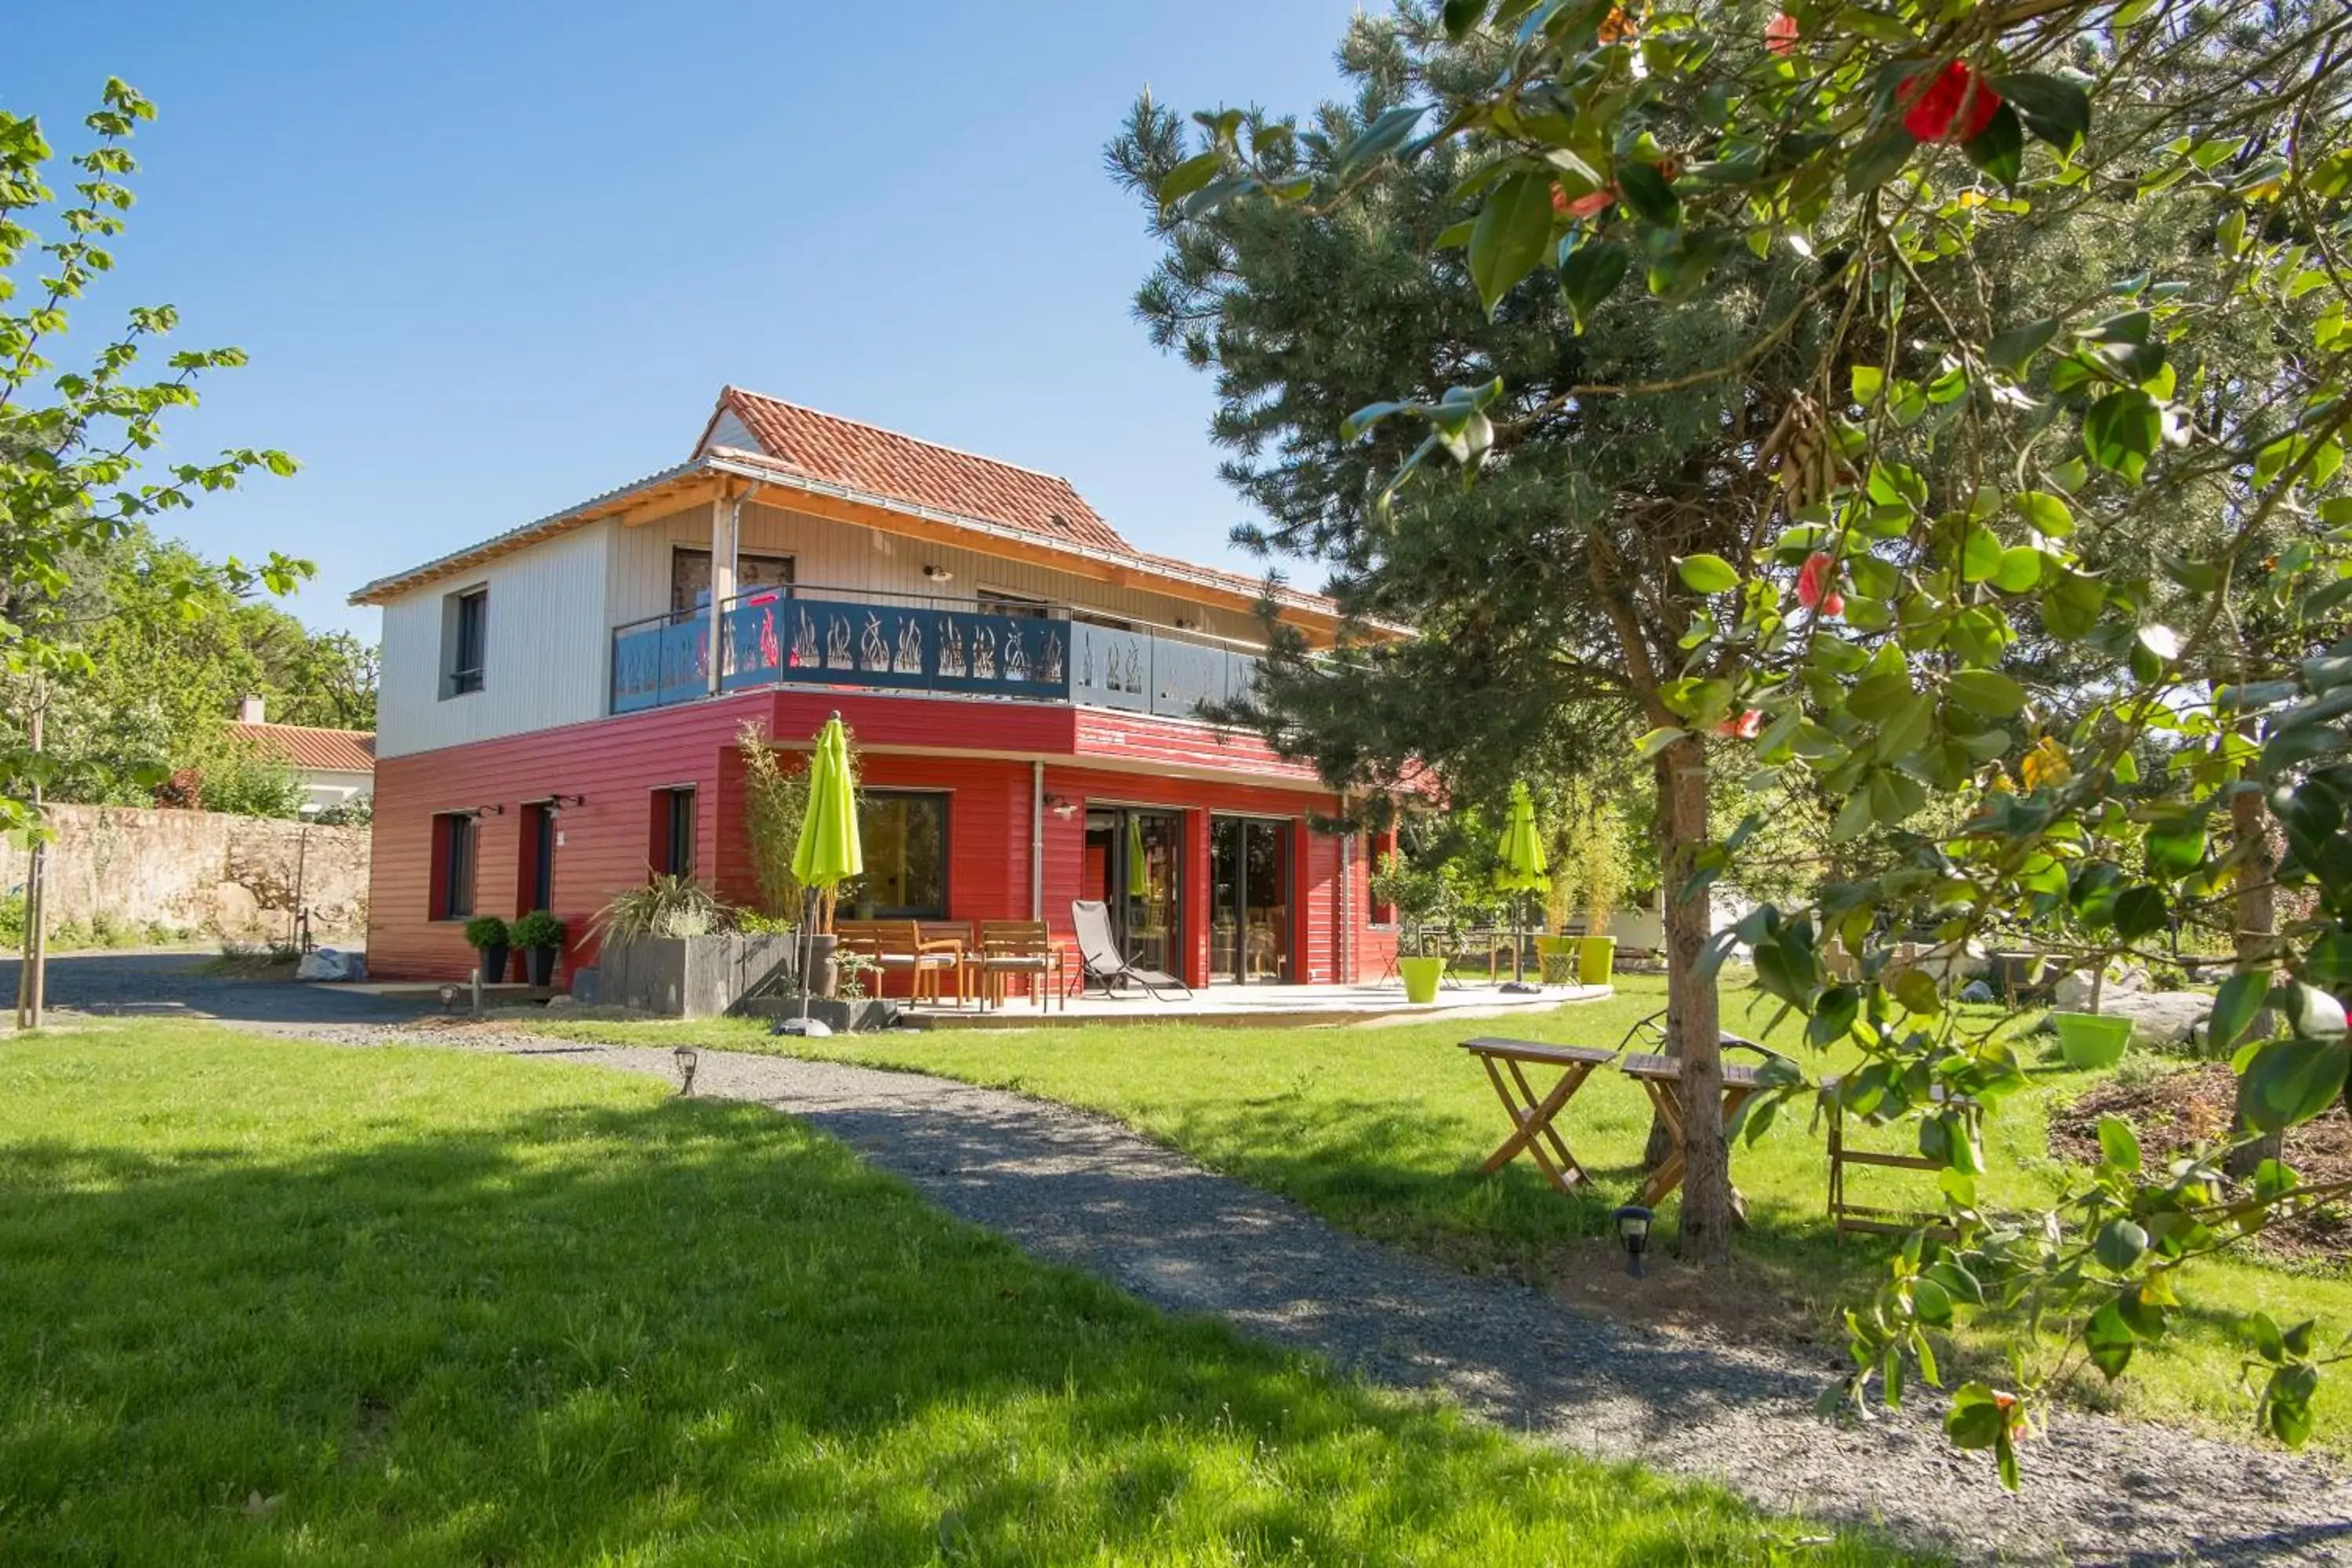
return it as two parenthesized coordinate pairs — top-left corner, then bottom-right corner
(1534, 935), (1578, 985)
(1577, 936), (1617, 986)
(2053, 1011), (2133, 1069)
(1398, 956), (1445, 1005)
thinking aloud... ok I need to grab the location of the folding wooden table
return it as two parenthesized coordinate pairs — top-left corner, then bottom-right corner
(1457, 1037), (1618, 1192)
(1617, 1051), (1767, 1218)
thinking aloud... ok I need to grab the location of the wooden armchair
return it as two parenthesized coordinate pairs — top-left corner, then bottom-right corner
(975, 920), (1066, 1011)
(833, 919), (963, 1007)
(918, 920), (976, 1007)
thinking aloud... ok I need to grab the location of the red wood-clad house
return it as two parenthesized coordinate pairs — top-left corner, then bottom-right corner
(354, 388), (1401, 990)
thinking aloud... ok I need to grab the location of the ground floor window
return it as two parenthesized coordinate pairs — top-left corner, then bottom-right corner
(431, 812), (477, 920)
(844, 791), (949, 919)
(652, 787), (695, 877)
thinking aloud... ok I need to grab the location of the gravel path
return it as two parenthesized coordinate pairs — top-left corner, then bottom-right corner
(263, 1022), (2351, 1564)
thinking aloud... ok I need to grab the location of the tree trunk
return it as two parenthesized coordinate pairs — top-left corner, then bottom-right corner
(1660, 735), (1733, 1265)
(2225, 776), (2281, 1179)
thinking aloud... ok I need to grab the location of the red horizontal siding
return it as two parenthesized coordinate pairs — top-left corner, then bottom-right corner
(370, 691), (1392, 986)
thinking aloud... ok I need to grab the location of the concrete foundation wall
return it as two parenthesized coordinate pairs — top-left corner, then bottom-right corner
(1, 804), (370, 938)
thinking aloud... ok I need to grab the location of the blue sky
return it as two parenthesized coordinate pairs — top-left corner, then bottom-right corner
(11, 2), (1362, 637)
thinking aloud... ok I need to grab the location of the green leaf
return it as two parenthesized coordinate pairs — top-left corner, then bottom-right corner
(2096, 1115), (2141, 1172)
(2094, 1221), (2150, 1273)
(2263, 1363), (2319, 1449)
(1442, 0), (1489, 39)
(1677, 554), (1740, 593)
(1959, 525), (2002, 583)
(1990, 72), (2090, 152)
(2114, 885), (2168, 941)
(1156, 151), (1226, 211)
(2084, 389), (2161, 484)
(1987, 317), (2060, 372)
(1991, 546), (2043, 593)
(2209, 969), (2272, 1052)
(2015, 491), (2074, 536)
(1851, 365), (1885, 403)
(1947, 669), (2026, 718)
(1336, 104), (1428, 175)
(1846, 124), (1915, 194)
(1636, 726), (1689, 760)
(1467, 170), (1556, 318)
(1962, 103), (2025, 190)
(2085, 1301), (2136, 1377)
(1558, 239), (1629, 332)
(1944, 1385), (2005, 1448)
(2238, 1038), (2352, 1134)
(1616, 162), (1680, 226)
(2143, 818), (2205, 875)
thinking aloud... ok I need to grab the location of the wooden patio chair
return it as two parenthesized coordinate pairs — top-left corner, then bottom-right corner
(975, 920), (1065, 1011)
(833, 919), (961, 1007)
(918, 920), (976, 1007)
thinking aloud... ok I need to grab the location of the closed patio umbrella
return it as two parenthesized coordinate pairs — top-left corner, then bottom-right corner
(1126, 814), (1149, 898)
(1494, 782), (1548, 985)
(782, 713), (863, 1034)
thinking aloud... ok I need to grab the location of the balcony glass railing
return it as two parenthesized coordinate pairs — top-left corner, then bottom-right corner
(609, 586), (1264, 720)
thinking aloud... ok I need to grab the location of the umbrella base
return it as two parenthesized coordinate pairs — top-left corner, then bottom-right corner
(771, 1017), (835, 1037)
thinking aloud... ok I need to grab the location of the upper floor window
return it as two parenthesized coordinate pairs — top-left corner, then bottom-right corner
(673, 549), (793, 615)
(977, 588), (1051, 620)
(441, 586), (488, 699)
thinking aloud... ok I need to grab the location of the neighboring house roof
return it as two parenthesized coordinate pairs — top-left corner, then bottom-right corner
(228, 722), (376, 774)
(349, 388), (1354, 626)
(699, 387), (1134, 556)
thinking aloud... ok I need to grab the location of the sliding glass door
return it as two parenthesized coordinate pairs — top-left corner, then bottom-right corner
(1083, 807), (1183, 975)
(1210, 816), (1290, 983)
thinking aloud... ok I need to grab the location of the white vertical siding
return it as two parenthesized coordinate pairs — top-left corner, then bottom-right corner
(611, 499), (1272, 644)
(376, 522), (613, 759)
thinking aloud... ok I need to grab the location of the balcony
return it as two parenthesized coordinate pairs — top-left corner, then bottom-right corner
(610, 586), (1265, 720)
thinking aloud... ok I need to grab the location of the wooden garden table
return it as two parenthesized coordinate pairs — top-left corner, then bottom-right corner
(1457, 1037), (1619, 1193)
(1618, 1051), (1766, 1220)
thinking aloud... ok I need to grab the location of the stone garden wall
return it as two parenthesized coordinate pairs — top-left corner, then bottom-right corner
(0, 804), (369, 940)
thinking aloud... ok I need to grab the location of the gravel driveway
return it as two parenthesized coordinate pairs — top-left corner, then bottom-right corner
(249, 1019), (2350, 1566)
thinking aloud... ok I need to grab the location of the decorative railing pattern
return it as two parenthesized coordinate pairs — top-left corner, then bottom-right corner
(611, 588), (1265, 719)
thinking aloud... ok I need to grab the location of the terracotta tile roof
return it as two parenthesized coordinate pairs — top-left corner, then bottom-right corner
(700, 387), (1134, 555)
(228, 723), (376, 774)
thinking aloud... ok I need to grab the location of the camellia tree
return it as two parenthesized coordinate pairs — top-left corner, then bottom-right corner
(1161, 0), (2351, 1479)
(4, 80), (301, 1022)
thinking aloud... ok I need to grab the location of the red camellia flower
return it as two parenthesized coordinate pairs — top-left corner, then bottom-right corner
(1899, 61), (2002, 143)
(1552, 182), (1616, 219)
(1795, 550), (1836, 609)
(1713, 709), (1766, 740)
(1765, 13), (1799, 56)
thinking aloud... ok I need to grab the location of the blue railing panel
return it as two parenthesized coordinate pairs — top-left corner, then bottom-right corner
(1151, 637), (1226, 720)
(720, 597), (1068, 701)
(1071, 622), (1151, 713)
(1225, 650), (1262, 707)
(614, 590), (1269, 718)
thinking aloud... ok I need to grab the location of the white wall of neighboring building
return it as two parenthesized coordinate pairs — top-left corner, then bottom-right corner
(294, 768), (373, 813)
(375, 521), (612, 760)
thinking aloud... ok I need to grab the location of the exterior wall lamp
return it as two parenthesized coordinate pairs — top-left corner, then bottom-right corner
(546, 793), (587, 815)
(1045, 794), (1078, 820)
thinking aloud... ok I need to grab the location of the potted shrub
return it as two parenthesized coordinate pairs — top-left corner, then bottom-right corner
(512, 909), (566, 986)
(463, 915), (511, 983)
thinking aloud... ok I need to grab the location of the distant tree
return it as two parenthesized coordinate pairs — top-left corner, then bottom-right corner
(0, 528), (362, 805)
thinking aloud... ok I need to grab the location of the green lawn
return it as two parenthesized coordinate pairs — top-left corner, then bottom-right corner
(537, 977), (2352, 1458)
(0, 1023), (1919, 1566)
